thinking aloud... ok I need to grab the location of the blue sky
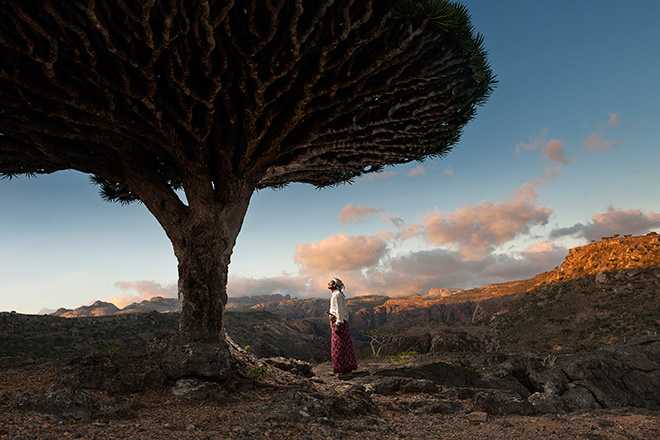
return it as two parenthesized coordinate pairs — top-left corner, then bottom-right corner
(2, 1), (660, 314)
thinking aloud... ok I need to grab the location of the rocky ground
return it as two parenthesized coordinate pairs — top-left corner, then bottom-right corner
(2, 349), (659, 440)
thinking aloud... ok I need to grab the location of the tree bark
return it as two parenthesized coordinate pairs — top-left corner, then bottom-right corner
(174, 191), (254, 343)
(132, 169), (256, 344)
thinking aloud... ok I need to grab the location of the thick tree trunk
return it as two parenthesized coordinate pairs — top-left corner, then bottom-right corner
(172, 192), (253, 343)
(175, 229), (231, 343)
(132, 170), (256, 345)
(131, 176), (257, 380)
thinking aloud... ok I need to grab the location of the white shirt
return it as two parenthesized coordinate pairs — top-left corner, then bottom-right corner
(329, 290), (348, 324)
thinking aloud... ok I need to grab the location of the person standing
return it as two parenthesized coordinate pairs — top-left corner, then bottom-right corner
(327, 277), (358, 376)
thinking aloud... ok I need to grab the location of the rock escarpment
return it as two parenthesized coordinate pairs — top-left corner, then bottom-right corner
(554, 232), (660, 281)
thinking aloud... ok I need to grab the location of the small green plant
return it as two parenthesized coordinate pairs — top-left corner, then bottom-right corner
(245, 365), (270, 381)
(105, 341), (120, 357)
(396, 351), (418, 365)
(243, 345), (253, 354)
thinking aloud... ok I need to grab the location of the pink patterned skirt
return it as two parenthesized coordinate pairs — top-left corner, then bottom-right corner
(331, 321), (358, 374)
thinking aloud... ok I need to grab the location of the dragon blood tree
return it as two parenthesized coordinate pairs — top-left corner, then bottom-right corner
(0, 0), (494, 346)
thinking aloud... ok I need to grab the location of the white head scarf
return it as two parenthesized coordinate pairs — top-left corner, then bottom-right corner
(329, 277), (347, 323)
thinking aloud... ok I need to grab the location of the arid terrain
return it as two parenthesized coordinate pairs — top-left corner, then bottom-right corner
(2, 234), (660, 439)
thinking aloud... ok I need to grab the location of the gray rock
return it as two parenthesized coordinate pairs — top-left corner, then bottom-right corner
(526, 337), (660, 412)
(563, 386), (600, 410)
(473, 388), (534, 415)
(263, 356), (314, 377)
(595, 272), (609, 285)
(171, 378), (226, 401)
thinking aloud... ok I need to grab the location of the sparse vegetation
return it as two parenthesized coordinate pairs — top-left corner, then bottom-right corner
(494, 263), (660, 354)
(360, 327), (400, 357)
(542, 354), (557, 367)
(245, 365), (270, 381)
(105, 342), (120, 357)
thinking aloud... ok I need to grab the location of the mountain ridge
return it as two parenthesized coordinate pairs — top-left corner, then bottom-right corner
(45, 232), (660, 355)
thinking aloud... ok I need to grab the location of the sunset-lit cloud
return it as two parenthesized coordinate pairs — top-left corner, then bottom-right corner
(106, 280), (177, 308)
(442, 166), (455, 177)
(247, 237), (569, 300)
(542, 140), (574, 164)
(407, 165), (426, 177)
(550, 206), (660, 242)
(513, 166), (561, 203)
(338, 203), (385, 224)
(421, 183), (553, 260)
(295, 232), (392, 274)
(581, 133), (620, 152)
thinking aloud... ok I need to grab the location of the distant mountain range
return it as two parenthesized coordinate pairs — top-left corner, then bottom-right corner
(45, 232), (660, 356)
(51, 296), (180, 318)
(49, 288), (468, 329)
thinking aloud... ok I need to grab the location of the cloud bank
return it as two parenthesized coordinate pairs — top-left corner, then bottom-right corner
(295, 232), (392, 274)
(551, 207), (660, 242)
(421, 182), (553, 260)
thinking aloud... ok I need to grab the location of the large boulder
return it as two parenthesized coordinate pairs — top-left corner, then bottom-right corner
(521, 336), (660, 413)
